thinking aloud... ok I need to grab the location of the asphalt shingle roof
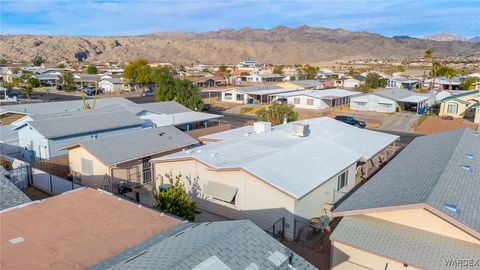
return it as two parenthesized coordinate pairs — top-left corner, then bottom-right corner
(78, 126), (198, 165)
(26, 111), (143, 139)
(90, 220), (317, 270)
(335, 128), (480, 234)
(0, 174), (31, 211)
(0, 97), (135, 115)
(330, 216), (480, 270)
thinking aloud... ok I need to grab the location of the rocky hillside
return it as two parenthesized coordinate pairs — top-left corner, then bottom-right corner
(422, 32), (468, 42)
(1, 26), (479, 64)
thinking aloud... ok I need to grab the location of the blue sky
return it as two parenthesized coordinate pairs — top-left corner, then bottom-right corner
(1, 0), (479, 38)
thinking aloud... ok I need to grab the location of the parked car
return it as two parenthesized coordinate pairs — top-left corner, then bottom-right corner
(141, 90), (155, 97)
(202, 104), (211, 112)
(334, 115), (366, 128)
(84, 87), (99, 96)
(56, 85), (62, 90)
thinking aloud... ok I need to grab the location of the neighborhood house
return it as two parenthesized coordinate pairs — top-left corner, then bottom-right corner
(152, 118), (398, 240)
(438, 90), (480, 124)
(350, 88), (432, 113)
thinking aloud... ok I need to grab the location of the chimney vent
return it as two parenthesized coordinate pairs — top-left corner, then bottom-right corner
(253, 122), (271, 134)
(292, 123), (310, 137)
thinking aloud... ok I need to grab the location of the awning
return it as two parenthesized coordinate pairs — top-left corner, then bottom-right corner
(397, 95), (430, 103)
(204, 181), (238, 203)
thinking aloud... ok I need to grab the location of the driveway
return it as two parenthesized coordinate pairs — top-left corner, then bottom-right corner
(379, 112), (420, 133)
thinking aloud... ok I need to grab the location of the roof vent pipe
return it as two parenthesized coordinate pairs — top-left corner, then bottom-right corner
(292, 123), (310, 137)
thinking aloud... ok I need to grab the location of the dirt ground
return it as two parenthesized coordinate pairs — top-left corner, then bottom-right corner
(23, 186), (51, 200)
(414, 115), (479, 135)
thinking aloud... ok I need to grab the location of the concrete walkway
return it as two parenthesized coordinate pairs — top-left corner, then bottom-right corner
(379, 112), (420, 133)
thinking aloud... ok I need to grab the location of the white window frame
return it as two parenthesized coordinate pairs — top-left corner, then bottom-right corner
(447, 103), (458, 114)
(81, 158), (93, 176)
(337, 170), (349, 191)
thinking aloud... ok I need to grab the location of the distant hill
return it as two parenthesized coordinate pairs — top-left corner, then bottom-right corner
(422, 32), (468, 42)
(1, 26), (480, 64)
(470, 36), (480, 43)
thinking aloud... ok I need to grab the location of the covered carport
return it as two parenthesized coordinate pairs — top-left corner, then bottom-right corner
(397, 95), (431, 114)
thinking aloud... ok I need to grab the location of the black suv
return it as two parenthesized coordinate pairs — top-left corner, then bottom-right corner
(334, 115), (366, 128)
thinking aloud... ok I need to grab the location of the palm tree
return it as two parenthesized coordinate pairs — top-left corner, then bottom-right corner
(431, 62), (441, 90)
(445, 69), (457, 91)
(422, 49), (433, 90)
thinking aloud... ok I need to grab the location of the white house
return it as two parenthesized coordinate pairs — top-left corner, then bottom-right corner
(221, 86), (298, 104)
(98, 78), (124, 93)
(350, 88), (432, 113)
(152, 118), (399, 240)
(274, 89), (360, 109)
(335, 77), (365, 88)
(246, 74), (285, 83)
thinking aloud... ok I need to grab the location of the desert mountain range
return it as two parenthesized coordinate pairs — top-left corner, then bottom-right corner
(1, 26), (479, 64)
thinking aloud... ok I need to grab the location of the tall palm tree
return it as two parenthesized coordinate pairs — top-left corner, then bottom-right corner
(422, 49), (433, 90)
(431, 62), (441, 91)
(445, 69), (457, 91)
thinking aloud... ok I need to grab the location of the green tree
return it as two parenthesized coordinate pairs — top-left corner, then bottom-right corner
(56, 63), (66, 68)
(153, 173), (196, 221)
(273, 65), (284, 75)
(365, 72), (388, 89)
(27, 77), (40, 88)
(58, 72), (76, 91)
(151, 66), (203, 110)
(301, 64), (319, 80)
(0, 59), (8, 66)
(430, 62), (442, 90)
(443, 68), (458, 90)
(460, 77), (479, 90)
(86, 65), (98, 74)
(2, 81), (16, 90)
(201, 67), (210, 73)
(123, 58), (152, 90)
(218, 64), (228, 74)
(32, 56), (45, 66)
(22, 85), (33, 99)
(355, 84), (372, 93)
(435, 65), (456, 77)
(255, 103), (298, 125)
(240, 71), (250, 76)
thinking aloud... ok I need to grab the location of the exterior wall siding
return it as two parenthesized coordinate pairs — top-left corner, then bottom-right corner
(331, 241), (420, 270)
(350, 94), (397, 113)
(365, 209), (480, 245)
(153, 159), (297, 240)
(287, 95), (329, 109)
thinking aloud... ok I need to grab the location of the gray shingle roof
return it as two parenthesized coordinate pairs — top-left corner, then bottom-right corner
(331, 216), (480, 270)
(26, 111), (143, 139)
(0, 125), (18, 143)
(78, 126), (198, 165)
(90, 220), (317, 270)
(139, 101), (192, 114)
(0, 174), (31, 211)
(0, 97), (135, 115)
(335, 128), (480, 234)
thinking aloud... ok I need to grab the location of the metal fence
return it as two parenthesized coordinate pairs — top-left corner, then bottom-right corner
(8, 165), (30, 190)
(31, 168), (82, 195)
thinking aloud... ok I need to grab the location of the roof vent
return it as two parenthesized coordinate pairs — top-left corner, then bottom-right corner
(466, 154), (474, 160)
(210, 153), (219, 157)
(442, 203), (460, 214)
(268, 251), (288, 267)
(253, 122), (271, 134)
(196, 149), (202, 153)
(461, 165), (472, 172)
(292, 123), (310, 137)
(474, 132), (479, 137)
(9, 237), (24, 245)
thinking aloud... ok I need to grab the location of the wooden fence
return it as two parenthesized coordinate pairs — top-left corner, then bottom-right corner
(186, 123), (231, 140)
(31, 155), (70, 178)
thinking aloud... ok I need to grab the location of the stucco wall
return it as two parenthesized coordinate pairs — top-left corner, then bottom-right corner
(331, 240), (419, 270)
(221, 89), (248, 104)
(366, 208), (480, 245)
(68, 146), (109, 189)
(439, 100), (468, 118)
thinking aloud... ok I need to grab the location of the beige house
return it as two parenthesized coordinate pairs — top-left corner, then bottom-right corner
(152, 118), (398, 240)
(63, 126), (197, 192)
(331, 128), (480, 270)
(439, 90), (480, 124)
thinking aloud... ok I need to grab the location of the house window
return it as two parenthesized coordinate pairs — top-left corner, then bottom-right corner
(236, 94), (244, 101)
(224, 93), (232, 100)
(293, 98), (300, 105)
(379, 103), (393, 109)
(307, 98), (314, 106)
(447, 103), (458, 114)
(81, 158), (93, 176)
(354, 101), (367, 107)
(141, 156), (152, 184)
(204, 181), (238, 205)
(337, 171), (349, 190)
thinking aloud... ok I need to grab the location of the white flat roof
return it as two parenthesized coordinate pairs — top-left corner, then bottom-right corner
(271, 89), (360, 99)
(141, 111), (222, 127)
(155, 117), (398, 199)
(397, 95), (430, 103)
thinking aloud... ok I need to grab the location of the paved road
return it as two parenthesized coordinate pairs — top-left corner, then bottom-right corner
(214, 111), (256, 128)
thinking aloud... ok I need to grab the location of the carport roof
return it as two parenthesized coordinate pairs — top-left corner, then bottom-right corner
(397, 95), (430, 103)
